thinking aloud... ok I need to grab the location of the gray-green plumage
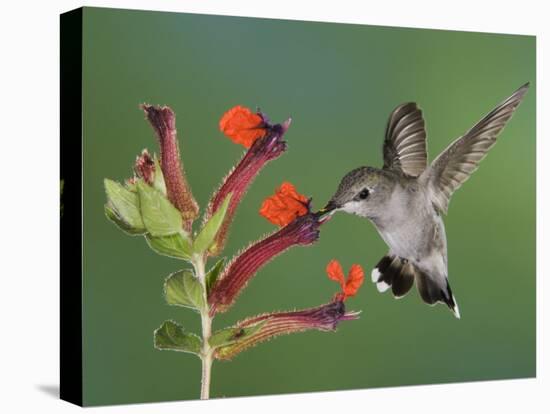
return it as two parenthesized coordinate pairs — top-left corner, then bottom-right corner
(325, 83), (530, 318)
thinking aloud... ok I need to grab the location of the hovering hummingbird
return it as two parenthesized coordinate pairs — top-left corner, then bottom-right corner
(323, 84), (529, 318)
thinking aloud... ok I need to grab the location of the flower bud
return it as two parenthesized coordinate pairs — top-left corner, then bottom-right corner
(141, 104), (199, 228)
(134, 149), (155, 185)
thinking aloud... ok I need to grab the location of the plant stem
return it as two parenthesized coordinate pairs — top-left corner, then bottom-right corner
(200, 343), (213, 399)
(194, 255), (213, 400)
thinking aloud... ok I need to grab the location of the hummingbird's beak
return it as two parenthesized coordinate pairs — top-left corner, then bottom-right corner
(317, 200), (339, 222)
(321, 200), (339, 213)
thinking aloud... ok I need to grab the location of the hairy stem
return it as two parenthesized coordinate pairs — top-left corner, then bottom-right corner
(194, 255), (213, 400)
(200, 347), (213, 399)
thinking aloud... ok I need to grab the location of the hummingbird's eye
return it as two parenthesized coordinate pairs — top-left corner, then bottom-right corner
(358, 188), (370, 200)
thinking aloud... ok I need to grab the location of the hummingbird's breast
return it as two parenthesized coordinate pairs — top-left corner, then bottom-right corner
(373, 181), (447, 265)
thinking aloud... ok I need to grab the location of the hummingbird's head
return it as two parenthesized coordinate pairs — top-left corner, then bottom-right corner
(323, 167), (393, 220)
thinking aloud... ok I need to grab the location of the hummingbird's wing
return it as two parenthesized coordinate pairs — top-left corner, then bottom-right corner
(421, 83), (529, 214)
(382, 102), (428, 177)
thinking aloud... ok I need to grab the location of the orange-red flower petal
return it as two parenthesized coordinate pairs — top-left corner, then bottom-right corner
(219, 105), (266, 148)
(326, 259), (345, 288)
(343, 264), (365, 298)
(259, 182), (309, 227)
(326, 260), (365, 301)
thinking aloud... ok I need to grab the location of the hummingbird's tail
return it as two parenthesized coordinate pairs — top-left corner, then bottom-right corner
(372, 254), (461, 318)
(416, 271), (461, 319)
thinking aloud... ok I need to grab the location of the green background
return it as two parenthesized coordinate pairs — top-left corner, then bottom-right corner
(82, 7), (536, 406)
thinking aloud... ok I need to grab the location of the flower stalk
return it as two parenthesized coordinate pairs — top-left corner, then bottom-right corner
(192, 255), (214, 400)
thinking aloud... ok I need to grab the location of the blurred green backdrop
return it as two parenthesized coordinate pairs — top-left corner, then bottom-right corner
(81, 7), (536, 406)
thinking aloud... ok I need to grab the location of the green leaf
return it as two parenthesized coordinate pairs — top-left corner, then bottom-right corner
(105, 204), (146, 235)
(137, 180), (182, 236)
(209, 322), (266, 349)
(164, 270), (205, 311)
(193, 193), (232, 254)
(146, 232), (192, 260)
(205, 258), (226, 294)
(154, 320), (202, 355)
(152, 156), (167, 195)
(104, 179), (146, 233)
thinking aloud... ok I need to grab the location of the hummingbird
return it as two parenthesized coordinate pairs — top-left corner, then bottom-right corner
(322, 83), (529, 318)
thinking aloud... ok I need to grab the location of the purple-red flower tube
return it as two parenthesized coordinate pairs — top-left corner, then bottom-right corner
(205, 116), (291, 256)
(141, 104), (199, 230)
(208, 212), (321, 315)
(215, 299), (360, 360)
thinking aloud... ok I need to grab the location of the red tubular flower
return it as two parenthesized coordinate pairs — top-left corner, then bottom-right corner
(259, 182), (310, 227)
(205, 108), (291, 255)
(141, 104), (199, 228)
(208, 213), (321, 315)
(215, 300), (360, 360)
(326, 260), (365, 301)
